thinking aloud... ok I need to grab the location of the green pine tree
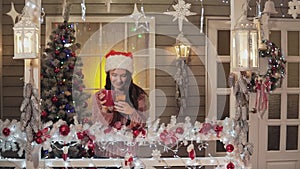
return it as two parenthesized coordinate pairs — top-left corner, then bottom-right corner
(41, 21), (90, 125)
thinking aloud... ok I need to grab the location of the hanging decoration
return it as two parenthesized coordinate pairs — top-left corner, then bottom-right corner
(81, 0), (86, 21)
(129, 3), (149, 32)
(62, 0), (72, 22)
(164, 0), (197, 32)
(0, 115), (252, 168)
(5, 2), (21, 25)
(105, 0), (112, 12)
(288, 0), (300, 19)
(200, 0), (204, 34)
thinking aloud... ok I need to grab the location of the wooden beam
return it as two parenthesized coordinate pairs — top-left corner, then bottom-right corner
(0, 0), (3, 119)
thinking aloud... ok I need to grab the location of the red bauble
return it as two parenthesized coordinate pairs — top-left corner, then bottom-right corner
(35, 137), (44, 144)
(227, 162), (235, 169)
(54, 67), (60, 73)
(59, 124), (70, 136)
(2, 127), (10, 137)
(78, 86), (84, 92)
(175, 127), (184, 134)
(159, 132), (167, 141)
(55, 50), (60, 55)
(51, 96), (58, 103)
(226, 144), (234, 153)
(77, 132), (84, 139)
(41, 111), (48, 118)
(141, 128), (147, 136)
(69, 64), (75, 69)
(114, 121), (122, 130)
(133, 130), (140, 137)
(87, 140), (95, 149)
(36, 130), (43, 138)
(71, 52), (76, 57)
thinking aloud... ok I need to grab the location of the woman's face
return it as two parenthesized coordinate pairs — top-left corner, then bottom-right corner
(109, 69), (128, 90)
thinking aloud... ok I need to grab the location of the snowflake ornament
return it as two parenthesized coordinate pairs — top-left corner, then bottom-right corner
(288, 0), (300, 19)
(151, 149), (161, 159)
(164, 0), (197, 32)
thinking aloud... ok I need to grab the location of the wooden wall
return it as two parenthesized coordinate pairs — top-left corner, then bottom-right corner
(1, 0), (231, 121)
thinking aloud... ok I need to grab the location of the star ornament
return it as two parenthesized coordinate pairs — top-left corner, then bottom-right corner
(164, 0), (197, 32)
(6, 2), (21, 25)
(288, 0), (300, 19)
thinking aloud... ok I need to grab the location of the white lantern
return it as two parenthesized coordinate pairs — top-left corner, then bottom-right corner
(13, 10), (39, 59)
(232, 16), (259, 71)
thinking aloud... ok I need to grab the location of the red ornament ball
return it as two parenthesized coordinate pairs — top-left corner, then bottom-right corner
(59, 124), (70, 136)
(36, 130), (43, 138)
(69, 64), (75, 69)
(54, 67), (60, 73)
(114, 121), (122, 130)
(2, 127), (10, 137)
(41, 111), (48, 118)
(77, 132), (84, 139)
(87, 140), (95, 149)
(175, 127), (184, 134)
(35, 137), (44, 144)
(51, 96), (58, 103)
(133, 130), (140, 137)
(78, 86), (84, 92)
(226, 144), (234, 153)
(227, 162), (235, 169)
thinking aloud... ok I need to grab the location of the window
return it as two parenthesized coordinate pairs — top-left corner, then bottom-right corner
(46, 16), (156, 121)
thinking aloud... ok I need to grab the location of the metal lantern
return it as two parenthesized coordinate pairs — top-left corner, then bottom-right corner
(174, 33), (191, 61)
(174, 43), (191, 60)
(232, 16), (259, 71)
(13, 10), (39, 59)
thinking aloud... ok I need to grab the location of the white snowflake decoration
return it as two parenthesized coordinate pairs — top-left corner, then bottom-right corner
(288, 0), (300, 19)
(151, 149), (161, 159)
(164, 0), (197, 32)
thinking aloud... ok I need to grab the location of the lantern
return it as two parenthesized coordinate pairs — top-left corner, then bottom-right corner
(232, 16), (259, 71)
(13, 9), (39, 59)
(174, 33), (191, 61)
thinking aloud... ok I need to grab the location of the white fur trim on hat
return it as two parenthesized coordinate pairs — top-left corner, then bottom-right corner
(105, 54), (133, 73)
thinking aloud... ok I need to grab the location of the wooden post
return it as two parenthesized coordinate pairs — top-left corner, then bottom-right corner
(24, 0), (41, 168)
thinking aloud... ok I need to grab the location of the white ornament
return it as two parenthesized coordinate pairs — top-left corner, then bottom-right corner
(81, 0), (86, 21)
(164, 0), (197, 32)
(129, 3), (149, 32)
(6, 2), (21, 25)
(105, 0), (112, 13)
(288, 0), (300, 19)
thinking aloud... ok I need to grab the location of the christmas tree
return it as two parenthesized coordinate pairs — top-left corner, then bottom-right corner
(41, 21), (91, 125)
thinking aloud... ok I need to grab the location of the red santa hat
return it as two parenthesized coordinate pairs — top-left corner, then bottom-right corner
(105, 50), (134, 74)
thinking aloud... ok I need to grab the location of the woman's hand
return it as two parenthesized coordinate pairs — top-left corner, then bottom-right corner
(114, 101), (135, 115)
(97, 91), (111, 112)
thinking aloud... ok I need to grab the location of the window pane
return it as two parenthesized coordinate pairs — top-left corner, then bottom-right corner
(268, 94), (281, 119)
(102, 23), (125, 51)
(217, 95), (230, 120)
(269, 31), (281, 48)
(287, 94), (299, 119)
(286, 126), (298, 150)
(217, 30), (230, 55)
(288, 31), (299, 56)
(217, 63), (230, 88)
(268, 126), (280, 151)
(287, 63), (299, 88)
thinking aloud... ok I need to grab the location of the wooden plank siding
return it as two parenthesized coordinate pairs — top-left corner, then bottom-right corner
(0, 0), (3, 119)
(1, 0), (230, 122)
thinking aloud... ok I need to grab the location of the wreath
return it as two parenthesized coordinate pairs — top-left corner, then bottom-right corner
(248, 40), (287, 93)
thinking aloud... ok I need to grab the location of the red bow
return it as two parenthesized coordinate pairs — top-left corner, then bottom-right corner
(105, 50), (133, 58)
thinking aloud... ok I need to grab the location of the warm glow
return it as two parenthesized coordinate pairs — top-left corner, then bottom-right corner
(174, 43), (190, 59)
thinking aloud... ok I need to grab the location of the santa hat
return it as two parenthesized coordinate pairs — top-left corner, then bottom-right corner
(105, 50), (134, 74)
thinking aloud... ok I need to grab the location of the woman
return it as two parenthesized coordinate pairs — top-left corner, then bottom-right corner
(92, 50), (148, 130)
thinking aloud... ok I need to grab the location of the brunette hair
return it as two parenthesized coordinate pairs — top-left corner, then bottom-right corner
(104, 70), (147, 110)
